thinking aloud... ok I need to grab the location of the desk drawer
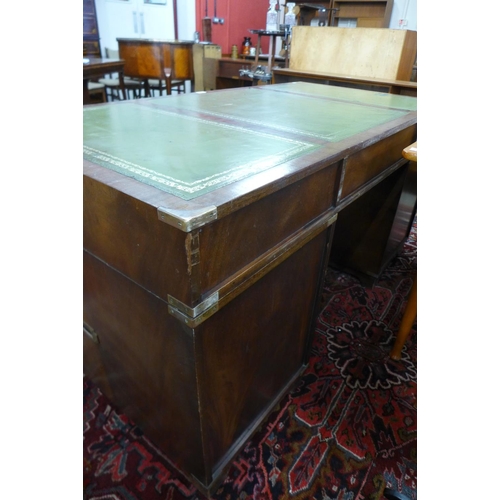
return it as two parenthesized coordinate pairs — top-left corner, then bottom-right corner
(338, 125), (416, 201)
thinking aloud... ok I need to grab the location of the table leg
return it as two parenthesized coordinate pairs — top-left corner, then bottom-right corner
(118, 71), (127, 100)
(268, 36), (273, 72)
(255, 34), (262, 65)
(390, 277), (417, 360)
(144, 79), (152, 98)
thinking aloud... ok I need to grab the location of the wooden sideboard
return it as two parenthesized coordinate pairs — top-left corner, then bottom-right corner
(83, 83), (416, 496)
(117, 38), (195, 94)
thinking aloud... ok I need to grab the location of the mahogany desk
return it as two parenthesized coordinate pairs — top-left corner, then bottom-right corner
(83, 83), (416, 496)
(83, 58), (126, 105)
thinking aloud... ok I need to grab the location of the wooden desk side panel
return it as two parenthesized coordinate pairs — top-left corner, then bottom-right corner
(339, 124), (417, 200)
(83, 175), (194, 305)
(289, 27), (416, 81)
(195, 230), (331, 483)
(83, 251), (206, 479)
(198, 162), (340, 294)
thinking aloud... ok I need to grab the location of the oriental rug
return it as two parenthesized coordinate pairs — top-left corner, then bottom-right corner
(84, 218), (417, 500)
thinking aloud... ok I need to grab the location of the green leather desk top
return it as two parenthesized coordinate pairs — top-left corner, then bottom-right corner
(83, 82), (416, 200)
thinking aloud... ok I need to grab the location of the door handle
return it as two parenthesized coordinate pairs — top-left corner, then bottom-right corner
(140, 12), (145, 35)
(133, 11), (138, 33)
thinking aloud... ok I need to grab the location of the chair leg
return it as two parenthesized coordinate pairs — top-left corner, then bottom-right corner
(390, 277), (417, 360)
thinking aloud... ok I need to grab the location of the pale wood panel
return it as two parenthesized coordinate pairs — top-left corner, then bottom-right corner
(289, 27), (417, 81)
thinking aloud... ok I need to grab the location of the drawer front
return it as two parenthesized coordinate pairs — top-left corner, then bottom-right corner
(198, 162), (340, 295)
(338, 125), (416, 201)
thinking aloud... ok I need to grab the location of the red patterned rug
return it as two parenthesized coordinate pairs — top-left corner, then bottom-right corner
(84, 218), (417, 500)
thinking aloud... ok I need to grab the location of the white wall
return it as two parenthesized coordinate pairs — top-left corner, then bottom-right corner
(94, 0), (189, 56)
(176, 0), (196, 40)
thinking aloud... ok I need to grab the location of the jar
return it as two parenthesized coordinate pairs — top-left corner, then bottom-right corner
(241, 37), (252, 56)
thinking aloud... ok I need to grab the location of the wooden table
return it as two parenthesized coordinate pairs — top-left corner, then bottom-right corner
(83, 57), (126, 105)
(117, 38), (194, 96)
(83, 83), (417, 496)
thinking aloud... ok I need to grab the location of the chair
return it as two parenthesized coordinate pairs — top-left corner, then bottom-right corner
(87, 82), (107, 104)
(98, 48), (145, 100)
(389, 142), (417, 361)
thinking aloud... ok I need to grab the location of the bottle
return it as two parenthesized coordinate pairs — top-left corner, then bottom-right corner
(266, 0), (279, 32)
(241, 37), (252, 56)
(285, 3), (297, 27)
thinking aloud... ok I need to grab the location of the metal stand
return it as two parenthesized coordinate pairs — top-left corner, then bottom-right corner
(240, 26), (292, 84)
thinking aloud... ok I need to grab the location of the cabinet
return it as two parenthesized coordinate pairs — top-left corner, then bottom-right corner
(193, 43), (222, 91)
(95, 0), (175, 54)
(83, 0), (102, 57)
